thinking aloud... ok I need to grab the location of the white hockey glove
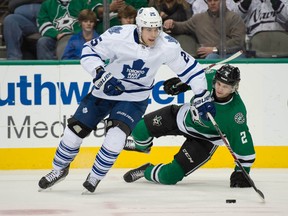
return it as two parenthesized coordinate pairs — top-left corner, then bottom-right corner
(93, 67), (125, 96)
(192, 90), (216, 121)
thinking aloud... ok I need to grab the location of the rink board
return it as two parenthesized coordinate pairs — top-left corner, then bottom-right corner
(0, 60), (288, 169)
(0, 146), (287, 169)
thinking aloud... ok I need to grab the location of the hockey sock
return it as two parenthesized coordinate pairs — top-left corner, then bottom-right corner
(144, 160), (185, 185)
(90, 127), (126, 180)
(131, 119), (153, 151)
(53, 127), (82, 170)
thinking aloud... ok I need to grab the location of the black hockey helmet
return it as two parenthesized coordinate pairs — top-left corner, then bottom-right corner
(213, 64), (241, 93)
(214, 64), (241, 86)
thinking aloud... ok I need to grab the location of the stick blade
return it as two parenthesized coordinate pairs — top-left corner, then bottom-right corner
(256, 189), (265, 201)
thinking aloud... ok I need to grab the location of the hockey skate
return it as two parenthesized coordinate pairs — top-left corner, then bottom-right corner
(123, 139), (151, 153)
(82, 174), (101, 194)
(38, 165), (70, 191)
(123, 163), (151, 183)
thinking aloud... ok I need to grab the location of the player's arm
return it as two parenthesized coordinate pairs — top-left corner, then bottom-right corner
(164, 45), (215, 121)
(80, 28), (117, 77)
(80, 29), (124, 96)
(226, 110), (255, 188)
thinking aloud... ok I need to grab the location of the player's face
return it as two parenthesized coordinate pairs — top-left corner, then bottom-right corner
(141, 27), (160, 47)
(214, 80), (233, 98)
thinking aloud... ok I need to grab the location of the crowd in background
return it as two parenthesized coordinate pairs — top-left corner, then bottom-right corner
(0, 0), (288, 60)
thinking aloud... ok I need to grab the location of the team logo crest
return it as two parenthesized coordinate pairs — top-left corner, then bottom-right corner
(234, 112), (245, 124)
(122, 59), (149, 79)
(108, 26), (123, 34)
(164, 35), (178, 44)
(54, 12), (77, 32)
(152, 115), (162, 126)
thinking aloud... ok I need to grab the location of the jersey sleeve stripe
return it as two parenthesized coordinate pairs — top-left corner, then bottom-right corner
(185, 69), (205, 84)
(178, 60), (198, 78)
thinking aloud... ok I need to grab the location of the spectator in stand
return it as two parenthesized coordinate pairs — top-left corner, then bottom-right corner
(186, 0), (237, 15)
(37, 0), (98, 60)
(117, 5), (137, 25)
(62, 9), (99, 60)
(3, 0), (44, 60)
(231, 0), (288, 38)
(149, 0), (192, 22)
(93, 0), (148, 34)
(163, 0), (245, 59)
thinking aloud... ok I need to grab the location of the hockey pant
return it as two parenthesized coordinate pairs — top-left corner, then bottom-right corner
(133, 105), (218, 185)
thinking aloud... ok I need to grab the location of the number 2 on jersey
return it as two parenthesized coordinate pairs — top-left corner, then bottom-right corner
(240, 131), (248, 144)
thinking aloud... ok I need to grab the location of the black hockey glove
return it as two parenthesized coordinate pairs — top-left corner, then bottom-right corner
(93, 67), (125, 96)
(270, 0), (282, 10)
(163, 77), (190, 95)
(230, 170), (252, 188)
(240, 0), (252, 11)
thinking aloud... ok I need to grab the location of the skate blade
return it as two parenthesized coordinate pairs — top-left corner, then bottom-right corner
(38, 187), (52, 192)
(81, 189), (95, 195)
(37, 177), (66, 192)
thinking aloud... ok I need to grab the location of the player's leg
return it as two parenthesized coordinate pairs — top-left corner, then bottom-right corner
(124, 138), (218, 184)
(83, 99), (149, 193)
(124, 105), (182, 153)
(38, 94), (109, 190)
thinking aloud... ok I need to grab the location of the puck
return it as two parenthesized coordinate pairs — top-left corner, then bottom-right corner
(226, 199), (236, 203)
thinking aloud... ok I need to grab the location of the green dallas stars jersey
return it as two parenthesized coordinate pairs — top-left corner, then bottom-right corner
(177, 70), (255, 172)
(37, 0), (97, 38)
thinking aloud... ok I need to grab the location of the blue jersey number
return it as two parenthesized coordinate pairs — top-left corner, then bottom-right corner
(181, 51), (189, 63)
(91, 37), (102, 46)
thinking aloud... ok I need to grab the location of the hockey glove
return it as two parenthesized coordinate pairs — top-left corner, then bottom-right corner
(270, 0), (282, 10)
(163, 77), (190, 95)
(230, 170), (252, 188)
(93, 67), (125, 96)
(192, 90), (216, 121)
(240, 0), (252, 11)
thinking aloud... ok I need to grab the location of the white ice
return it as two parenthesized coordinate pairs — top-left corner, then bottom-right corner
(0, 168), (287, 216)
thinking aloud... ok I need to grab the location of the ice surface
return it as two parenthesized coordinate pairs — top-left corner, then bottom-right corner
(0, 168), (287, 216)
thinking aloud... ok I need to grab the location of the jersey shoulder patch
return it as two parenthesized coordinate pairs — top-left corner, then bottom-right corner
(158, 33), (181, 52)
(164, 34), (179, 44)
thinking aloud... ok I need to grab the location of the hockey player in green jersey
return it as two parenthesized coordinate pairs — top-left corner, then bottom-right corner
(123, 64), (255, 188)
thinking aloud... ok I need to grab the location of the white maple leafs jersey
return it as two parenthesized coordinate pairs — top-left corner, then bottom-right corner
(81, 24), (207, 101)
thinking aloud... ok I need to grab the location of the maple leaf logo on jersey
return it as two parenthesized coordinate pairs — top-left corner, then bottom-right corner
(165, 35), (178, 44)
(108, 26), (123, 34)
(122, 59), (149, 79)
(54, 12), (77, 32)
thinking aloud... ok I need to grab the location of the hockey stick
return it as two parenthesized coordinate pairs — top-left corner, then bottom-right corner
(204, 50), (243, 70)
(207, 112), (265, 201)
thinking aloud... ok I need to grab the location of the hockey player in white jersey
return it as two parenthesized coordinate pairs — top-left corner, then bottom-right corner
(38, 7), (216, 193)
